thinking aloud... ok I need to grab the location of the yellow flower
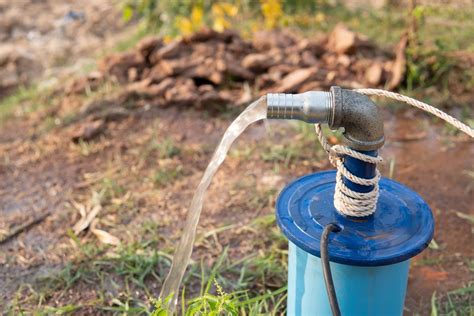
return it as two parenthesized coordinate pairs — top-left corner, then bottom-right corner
(315, 12), (326, 24)
(211, 2), (238, 32)
(219, 2), (238, 17)
(260, 0), (283, 29)
(213, 16), (229, 32)
(176, 16), (193, 35)
(191, 5), (204, 27)
(212, 3), (238, 16)
(163, 35), (174, 44)
(175, 5), (204, 36)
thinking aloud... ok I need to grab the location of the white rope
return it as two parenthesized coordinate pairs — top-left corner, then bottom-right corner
(315, 89), (474, 217)
(355, 89), (474, 138)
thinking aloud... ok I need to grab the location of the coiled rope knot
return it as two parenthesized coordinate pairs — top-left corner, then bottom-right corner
(315, 124), (383, 217)
(314, 88), (474, 218)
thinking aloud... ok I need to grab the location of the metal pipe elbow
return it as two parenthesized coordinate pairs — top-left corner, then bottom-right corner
(265, 86), (384, 151)
(330, 86), (384, 151)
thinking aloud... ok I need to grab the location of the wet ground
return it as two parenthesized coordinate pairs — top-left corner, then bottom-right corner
(0, 99), (472, 313)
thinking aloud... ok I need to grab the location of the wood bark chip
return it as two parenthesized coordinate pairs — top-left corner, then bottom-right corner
(326, 24), (358, 54)
(99, 52), (143, 83)
(225, 62), (254, 81)
(388, 33), (408, 90)
(164, 79), (198, 106)
(71, 119), (106, 142)
(65, 71), (103, 95)
(183, 64), (223, 85)
(136, 36), (163, 62)
(92, 26), (403, 118)
(365, 62), (383, 86)
(242, 53), (276, 72)
(185, 28), (237, 43)
(126, 77), (175, 98)
(300, 50), (318, 67)
(72, 203), (102, 235)
(275, 67), (320, 93)
(90, 219), (120, 246)
(151, 41), (183, 61)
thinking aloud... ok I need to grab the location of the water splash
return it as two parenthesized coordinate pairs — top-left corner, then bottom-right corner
(160, 97), (268, 311)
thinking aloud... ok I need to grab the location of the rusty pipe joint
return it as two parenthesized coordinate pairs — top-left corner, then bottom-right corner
(266, 86), (385, 151)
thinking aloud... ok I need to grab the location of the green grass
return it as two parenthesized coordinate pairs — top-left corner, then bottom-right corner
(5, 213), (288, 315)
(0, 85), (47, 123)
(112, 22), (154, 53)
(154, 243), (287, 315)
(100, 177), (127, 201)
(431, 283), (474, 315)
(6, 237), (170, 314)
(260, 121), (331, 169)
(413, 257), (446, 267)
(140, 135), (182, 162)
(153, 166), (183, 187)
(316, 4), (474, 52)
(156, 138), (181, 159)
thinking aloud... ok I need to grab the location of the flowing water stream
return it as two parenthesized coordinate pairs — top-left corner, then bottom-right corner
(160, 97), (268, 311)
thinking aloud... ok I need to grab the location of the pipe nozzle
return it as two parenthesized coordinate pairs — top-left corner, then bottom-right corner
(266, 87), (385, 151)
(266, 91), (334, 124)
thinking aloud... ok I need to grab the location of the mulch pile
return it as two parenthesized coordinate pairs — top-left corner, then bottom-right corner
(68, 24), (406, 141)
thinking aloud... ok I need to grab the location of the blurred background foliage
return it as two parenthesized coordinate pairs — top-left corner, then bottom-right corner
(120, 0), (474, 104)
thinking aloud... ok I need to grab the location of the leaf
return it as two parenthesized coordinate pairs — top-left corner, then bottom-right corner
(73, 204), (102, 234)
(122, 5), (134, 22)
(431, 292), (438, 316)
(388, 33), (408, 90)
(90, 220), (120, 246)
(429, 239), (440, 250)
(456, 212), (474, 225)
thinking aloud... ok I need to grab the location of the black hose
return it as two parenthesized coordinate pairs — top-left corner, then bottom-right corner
(321, 223), (342, 316)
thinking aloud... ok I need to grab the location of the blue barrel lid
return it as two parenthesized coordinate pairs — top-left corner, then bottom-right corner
(276, 171), (434, 266)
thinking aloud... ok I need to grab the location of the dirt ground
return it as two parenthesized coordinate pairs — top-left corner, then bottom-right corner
(0, 1), (473, 315)
(0, 0), (128, 98)
(1, 96), (472, 313)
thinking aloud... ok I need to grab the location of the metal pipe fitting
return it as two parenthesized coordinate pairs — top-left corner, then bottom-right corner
(330, 87), (385, 151)
(267, 91), (334, 124)
(266, 86), (385, 151)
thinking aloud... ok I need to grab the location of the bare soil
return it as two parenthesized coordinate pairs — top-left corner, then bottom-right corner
(0, 96), (472, 313)
(0, 0), (127, 97)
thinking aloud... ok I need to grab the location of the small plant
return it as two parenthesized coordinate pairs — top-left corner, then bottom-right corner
(157, 138), (181, 159)
(261, 144), (298, 166)
(152, 248), (287, 315)
(153, 165), (183, 188)
(431, 282), (474, 315)
(405, 41), (458, 92)
(0, 84), (49, 122)
(185, 280), (239, 315)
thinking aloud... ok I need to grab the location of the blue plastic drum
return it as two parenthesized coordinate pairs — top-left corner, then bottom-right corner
(276, 171), (434, 316)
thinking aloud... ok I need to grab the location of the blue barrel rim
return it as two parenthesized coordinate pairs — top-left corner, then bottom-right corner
(275, 170), (434, 266)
